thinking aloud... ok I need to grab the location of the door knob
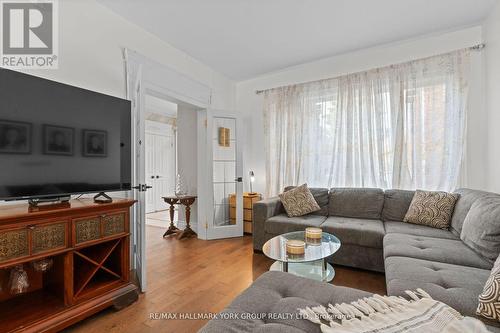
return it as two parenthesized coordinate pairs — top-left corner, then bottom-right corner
(133, 184), (153, 192)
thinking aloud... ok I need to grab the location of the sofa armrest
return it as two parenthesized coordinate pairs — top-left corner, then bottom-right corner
(252, 196), (283, 251)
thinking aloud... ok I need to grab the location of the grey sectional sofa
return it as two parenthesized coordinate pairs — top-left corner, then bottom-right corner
(253, 187), (491, 273)
(200, 187), (500, 332)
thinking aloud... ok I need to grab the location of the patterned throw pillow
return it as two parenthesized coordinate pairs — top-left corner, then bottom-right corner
(403, 190), (459, 229)
(477, 254), (500, 321)
(279, 184), (320, 217)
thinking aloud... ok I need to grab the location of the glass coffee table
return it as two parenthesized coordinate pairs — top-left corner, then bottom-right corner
(262, 231), (341, 282)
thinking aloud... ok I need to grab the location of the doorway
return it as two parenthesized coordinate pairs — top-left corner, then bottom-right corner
(143, 93), (201, 233)
(125, 49), (243, 292)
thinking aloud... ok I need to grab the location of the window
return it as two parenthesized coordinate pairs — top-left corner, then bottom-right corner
(263, 50), (470, 196)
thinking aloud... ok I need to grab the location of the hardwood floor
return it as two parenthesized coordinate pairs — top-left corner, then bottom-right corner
(65, 225), (386, 333)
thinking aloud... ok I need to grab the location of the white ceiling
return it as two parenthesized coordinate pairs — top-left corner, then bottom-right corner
(98, 0), (496, 80)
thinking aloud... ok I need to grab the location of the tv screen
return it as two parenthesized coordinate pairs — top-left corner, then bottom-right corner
(0, 68), (132, 200)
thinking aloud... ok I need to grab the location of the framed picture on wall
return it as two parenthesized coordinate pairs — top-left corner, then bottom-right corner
(43, 124), (74, 156)
(0, 120), (32, 154)
(83, 129), (107, 157)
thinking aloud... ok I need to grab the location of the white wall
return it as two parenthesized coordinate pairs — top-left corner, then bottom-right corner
(0, 0), (235, 210)
(484, 2), (500, 192)
(176, 104), (198, 226)
(237, 27), (486, 196)
(145, 95), (178, 118)
(19, 0), (235, 110)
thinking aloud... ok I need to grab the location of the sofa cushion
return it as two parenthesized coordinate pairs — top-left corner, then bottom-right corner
(199, 271), (372, 333)
(329, 244), (385, 273)
(284, 186), (329, 216)
(320, 216), (385, 248)
(279, 184), (321, 217)
(381, 189), (415, 222)
(403, 190), (459, 229)
(461, 195), (500, 264)
(384, 233), (492, 269)
(385, 256), (491, 318)
(384, 221), (459, 240)
(451, 188), (496, 235)
(328, 188), (384, 219)
(265, 214), (327, 234)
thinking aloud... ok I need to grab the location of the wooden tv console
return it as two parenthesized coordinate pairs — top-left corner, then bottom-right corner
(0, 198), (139, 332)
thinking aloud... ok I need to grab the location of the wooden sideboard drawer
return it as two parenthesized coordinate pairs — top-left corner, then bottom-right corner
(0, 228), (29, 263)
(32, 221), (68, 255)
(0, 220), (69, 263)
(102, 213), (126, 237)
(73, 211), (127, 246)
(74, 216), (101, 245)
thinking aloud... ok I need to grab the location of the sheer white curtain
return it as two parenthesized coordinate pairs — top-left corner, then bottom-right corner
(263, 49), (470, 196)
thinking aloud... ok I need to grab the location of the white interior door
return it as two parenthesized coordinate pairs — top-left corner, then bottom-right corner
(206, 109), (243, 239)
(154, 133), (175, 211)
(145, 122), (177, 213)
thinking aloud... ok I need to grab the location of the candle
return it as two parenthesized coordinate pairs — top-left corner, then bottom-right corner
(286, 239), (305, 255)
(306, 227), (322, 239)
(305, 227), (322, 244)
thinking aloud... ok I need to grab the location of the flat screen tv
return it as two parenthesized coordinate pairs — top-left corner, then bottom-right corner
(0, 68), (132, 201)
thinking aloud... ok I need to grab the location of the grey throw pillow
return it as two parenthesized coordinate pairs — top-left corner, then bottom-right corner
(477, 254), (500, 321)
(461, 196), (500, 264)
(403, 190), (459, 229)
(279, 184), (320, 217)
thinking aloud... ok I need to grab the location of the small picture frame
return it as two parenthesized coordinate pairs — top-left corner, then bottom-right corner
(43, 124), (74, 156)
(83, 130), (107, 157)
(0, 120), (32, 154)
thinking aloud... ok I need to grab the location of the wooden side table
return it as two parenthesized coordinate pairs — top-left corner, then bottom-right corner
(162, 195), (197, 239)
(229, 192), (262, 234)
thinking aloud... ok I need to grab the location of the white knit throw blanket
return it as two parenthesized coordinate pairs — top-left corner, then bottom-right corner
(299, 289), (491, 333)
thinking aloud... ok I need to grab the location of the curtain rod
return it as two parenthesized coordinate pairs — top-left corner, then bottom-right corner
(255, 43), (486, 95)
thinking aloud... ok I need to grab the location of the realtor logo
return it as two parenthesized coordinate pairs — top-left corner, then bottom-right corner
(1, 0), (58, 69)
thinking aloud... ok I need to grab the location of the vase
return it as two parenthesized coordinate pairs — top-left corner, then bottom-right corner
(9, 265), (29, 295)
(175, 173), (188, 196)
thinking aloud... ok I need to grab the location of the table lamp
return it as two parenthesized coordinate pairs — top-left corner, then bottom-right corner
(249, 171), (256, 195)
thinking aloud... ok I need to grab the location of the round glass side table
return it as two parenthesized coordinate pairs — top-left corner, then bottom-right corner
(262, 231), (341, 282)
